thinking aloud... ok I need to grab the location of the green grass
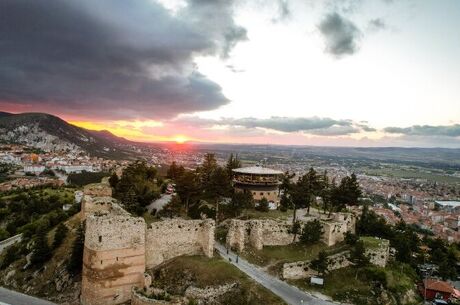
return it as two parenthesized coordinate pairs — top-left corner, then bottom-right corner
(360, 236), (384, 250)
(149, 255), (286, 305)
(243, 242), (349, 268)
(143, 211), (161, 225)
(289, 263), (420, 305)
(243, 209), (291, 220)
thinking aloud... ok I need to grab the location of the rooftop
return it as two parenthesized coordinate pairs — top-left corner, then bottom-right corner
(232, 166), (283, 175)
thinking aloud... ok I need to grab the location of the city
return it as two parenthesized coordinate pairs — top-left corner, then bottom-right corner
(1, 1), (460, 305)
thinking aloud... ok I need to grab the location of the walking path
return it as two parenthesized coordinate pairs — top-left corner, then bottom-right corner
(147, 194), (172, 214)
(0, 287), (56, 305)
(215, 243), (336, 305)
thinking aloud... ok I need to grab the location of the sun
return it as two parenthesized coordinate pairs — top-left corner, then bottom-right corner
(173, 135), (187, 144)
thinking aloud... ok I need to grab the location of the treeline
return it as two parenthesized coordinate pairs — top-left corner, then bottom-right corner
(67, 171), (109, 186)
(161, 153), (251, 220)
(356, 205), (459, 280)
(109, 161), (161, 216)
(279, 168), (362, 219)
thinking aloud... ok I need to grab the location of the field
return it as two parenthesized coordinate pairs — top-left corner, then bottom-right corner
(363, 167), (460, 184)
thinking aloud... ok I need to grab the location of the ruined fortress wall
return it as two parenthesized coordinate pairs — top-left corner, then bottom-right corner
(145, 219), (215, 268)
(226, 219), (293, 251)
(131, 289), (187, 305)
(80, 182), (114, 220)
(81, 213), (146, 305)
(81, 196), (117, 220)
(321, 220), (348, 246)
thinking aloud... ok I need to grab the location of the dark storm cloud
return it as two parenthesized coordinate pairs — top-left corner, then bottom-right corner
(384, 125), (460, 137)
(0, 0), (246, 119)
(318, 12), (362, 57)
(183, 0), (248, 59)
(175, 116), (374, 136)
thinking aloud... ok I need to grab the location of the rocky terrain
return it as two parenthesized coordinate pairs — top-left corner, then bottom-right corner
(0, 112), (140, 159)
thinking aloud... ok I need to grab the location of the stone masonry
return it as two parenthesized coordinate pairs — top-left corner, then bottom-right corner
(145, 219), (215, 268)
(282, 238), (390, 280)
(226, 212), (356, 251)
(81, 182), (215, 305)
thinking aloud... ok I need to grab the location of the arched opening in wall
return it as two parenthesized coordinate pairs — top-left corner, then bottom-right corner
(99, 236), (102, 243)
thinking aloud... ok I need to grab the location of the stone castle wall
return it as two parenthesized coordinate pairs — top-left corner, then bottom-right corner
(145, 219), (215, 268)
(282, 238), (390, 280)
(227, 214), (356, 252)
(81, 182), (215, 305)
(80, 182), (114, 220)
(321, 213), (356, 246)
(131, 288), (187, 305)
(226, 219), (293, 252)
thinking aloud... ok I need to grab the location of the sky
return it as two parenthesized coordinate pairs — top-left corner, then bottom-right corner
(1, 0), (460, 147)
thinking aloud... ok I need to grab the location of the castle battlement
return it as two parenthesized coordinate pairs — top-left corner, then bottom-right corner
(81, 182), (215, 305)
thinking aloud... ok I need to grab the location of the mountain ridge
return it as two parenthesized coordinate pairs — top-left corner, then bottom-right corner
(0, 112), (140, 159)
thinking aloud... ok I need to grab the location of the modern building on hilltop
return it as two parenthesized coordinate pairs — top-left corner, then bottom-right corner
(232, 166), (283, 204)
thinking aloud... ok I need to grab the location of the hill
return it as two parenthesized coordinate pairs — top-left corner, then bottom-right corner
(0, 112), (140, 159)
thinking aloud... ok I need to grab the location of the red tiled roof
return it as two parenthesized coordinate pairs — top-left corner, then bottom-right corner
(424, 279), (454, 293)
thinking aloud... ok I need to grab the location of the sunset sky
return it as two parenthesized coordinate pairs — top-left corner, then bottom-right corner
(1, 0), (460, 147)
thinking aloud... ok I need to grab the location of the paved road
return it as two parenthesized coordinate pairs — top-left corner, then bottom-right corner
(0, 287), (56, 305)
(215, 243), (336, 305)
(0, 234), (22, 254)
(147, 194), (172, 214)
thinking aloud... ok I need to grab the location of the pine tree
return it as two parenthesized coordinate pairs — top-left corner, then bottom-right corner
(256, 197), (269, 212)
(31, 228), (51, 265)
(300, 219), (323, 244)
(108, 172), (119, 188)
(68, 222), (85, 274)
(310, 250), (330, 276)
(226, 153), (242, 178)
(349, 240), (369, 268)
(53, 223), (68, 248)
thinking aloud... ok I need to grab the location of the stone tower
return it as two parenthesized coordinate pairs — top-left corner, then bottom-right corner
(81, 210), (146, 305)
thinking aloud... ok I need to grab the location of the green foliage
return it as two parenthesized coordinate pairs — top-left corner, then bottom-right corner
(67, 171), (109, 186)
(310, 250), (330, 276)
(175, 170), (200, 214)
(256, 197), (269, 212)
(52, 223), (69, 248)
(279, 191), (291, 212)
(226, 153), (241, 178)
(115, 161), (160, 216)
(349, 241), (369, 268)
(300, 219), (323, 244)
(108, 172), (119, 188)
(224, 191), (253, 218)
(0, 228), (9, 241)
(31, 228), (51, 265)
(67, 222), (85, 274)
(158, 195), (183, 218)
(344, 232), (359, 246)
(166, 161), (185, 179)
(0, 243), (23, 269)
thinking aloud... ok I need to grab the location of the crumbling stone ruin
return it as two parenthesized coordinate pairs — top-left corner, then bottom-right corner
(145, 219), (215, 268)
(80, 182), (215, 305)
(226, 219), (293, 252)
(226, 212), (356, 252)
(282, 238), (390, 280)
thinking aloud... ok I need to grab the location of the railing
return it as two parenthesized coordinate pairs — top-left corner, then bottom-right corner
(233, 179), (280, 186)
